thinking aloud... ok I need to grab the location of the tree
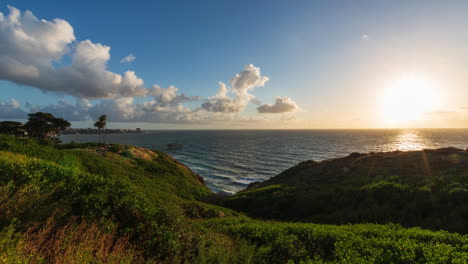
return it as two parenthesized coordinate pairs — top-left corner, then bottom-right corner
(94, 115), (107, 144)
(24, 112), (71, 142)
(0, 121), (25, 137)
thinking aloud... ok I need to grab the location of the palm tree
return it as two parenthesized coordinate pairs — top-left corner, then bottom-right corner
(93, 115), (107, 144)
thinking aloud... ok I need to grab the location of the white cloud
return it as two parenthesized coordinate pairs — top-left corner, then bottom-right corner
(148, 85), (200, 107)
(29, 94), (198, 124)
(201, 65), (269, 113)
(209, 82), (229, 99)
(88, 98), (217, 124)
(0, 6), (147, 99)
(30, 98), (91, 121)
(257, 97), (299, 113)
(0, 99), (27, 119)
(89, 97), (137, 121)
(230, 64), (269, 97)
(361, 34), (370, 40)
(120, 53), (136, 64)
(201, 97), (248, 113)
(201, 82), (248, 112)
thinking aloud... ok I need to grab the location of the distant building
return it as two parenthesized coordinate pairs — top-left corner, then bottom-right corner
(62, 127), (144, 135)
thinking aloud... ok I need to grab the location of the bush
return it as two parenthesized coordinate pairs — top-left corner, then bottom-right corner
(109, 144), (124, 153)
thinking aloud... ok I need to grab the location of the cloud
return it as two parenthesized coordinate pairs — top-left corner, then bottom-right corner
(120, 53), (136, 64)
(88, 97), (137, 121)
(257, 97), (299, 113)
(201, 65), (269, 113)
(88, 98), (226, 124)
(201, 97), (248, 113)
(230, 64), (269, 96)
(201, 82), (248, 112)
(148, 85), (200, 107)
(3, 96), (253, 124)
(0, 6), (146, 99)
(30, 98), (91, 121)
(0, 99), (27, 119)
(361, 34), (370, 40)
(34, 94), (198, 124)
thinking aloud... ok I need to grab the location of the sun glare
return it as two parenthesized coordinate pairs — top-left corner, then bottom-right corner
(380, 77), (440, 124)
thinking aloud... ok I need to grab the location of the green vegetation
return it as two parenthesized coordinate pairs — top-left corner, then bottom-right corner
(0, 135), (467, 263)
(0, 121), (25, 137)
(24, 112), (71, 141)
(224, 149), (468, 234)
(199, 218), (468, 264)
(94, 114), (107, 144)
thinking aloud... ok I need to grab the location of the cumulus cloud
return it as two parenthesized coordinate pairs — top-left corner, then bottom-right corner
(88, 98), (215, 124)
(148, 85), (200, 107)
(0, 99), (27, 119)
(201, 65), (269, 113)
(120, 53), (136, 64)
(210, 82), (229, 99)
(0, 6), (146, 99)
(30, 98), (91, 121)
(88, 97), (137, 121)
(201, 82), (248, 112)
(230, 64), (269, 96)
(44, 90), (196, 123)
(257, 97), (299, 113)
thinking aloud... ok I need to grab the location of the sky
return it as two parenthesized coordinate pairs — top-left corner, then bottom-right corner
(0, 0), (467, 129)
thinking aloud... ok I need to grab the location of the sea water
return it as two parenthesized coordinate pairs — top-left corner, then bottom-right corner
(61, 129), (468, 194)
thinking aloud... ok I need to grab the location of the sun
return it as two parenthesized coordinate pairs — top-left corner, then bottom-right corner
(380, 77), (439, 124)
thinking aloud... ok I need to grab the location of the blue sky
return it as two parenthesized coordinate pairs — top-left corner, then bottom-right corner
(1, 0), (468, 128)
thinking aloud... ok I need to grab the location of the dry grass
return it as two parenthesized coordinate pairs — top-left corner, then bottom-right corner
(22, 218), (145, 264)
(127, 146), (158, 160)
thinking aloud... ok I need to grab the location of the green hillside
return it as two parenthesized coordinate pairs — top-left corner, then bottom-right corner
(0, 135), (467, 263)
(224, 149), (468, 233)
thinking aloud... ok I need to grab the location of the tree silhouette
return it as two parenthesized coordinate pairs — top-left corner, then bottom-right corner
(24, 112), (71, 142)
(94, 115), (107, 144)
(0, 121), (25, 137)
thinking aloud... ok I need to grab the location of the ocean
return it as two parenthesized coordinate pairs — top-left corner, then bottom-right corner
(61, 129), (468, 194)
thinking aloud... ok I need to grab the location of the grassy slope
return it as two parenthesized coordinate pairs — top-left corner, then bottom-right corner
(0, 135), (240, 262)
(225, 148), (468, 233)
(0, 135), (467, 263)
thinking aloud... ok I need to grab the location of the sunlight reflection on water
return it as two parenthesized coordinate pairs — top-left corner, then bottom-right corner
(388, 130), (431, 151)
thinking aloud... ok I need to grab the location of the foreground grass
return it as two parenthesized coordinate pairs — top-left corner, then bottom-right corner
(0, 135), (467, 263)
(199, 218), (468, 264)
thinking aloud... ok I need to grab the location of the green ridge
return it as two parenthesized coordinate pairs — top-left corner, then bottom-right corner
(224, 149), (468, 234)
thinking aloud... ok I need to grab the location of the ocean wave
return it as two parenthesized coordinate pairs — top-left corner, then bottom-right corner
(61, 129), (468, 194)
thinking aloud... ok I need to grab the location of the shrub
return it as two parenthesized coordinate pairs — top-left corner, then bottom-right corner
(109, 144), (124, 153)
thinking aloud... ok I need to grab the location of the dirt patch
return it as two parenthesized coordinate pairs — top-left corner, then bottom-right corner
(128, 146), (158, 160)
